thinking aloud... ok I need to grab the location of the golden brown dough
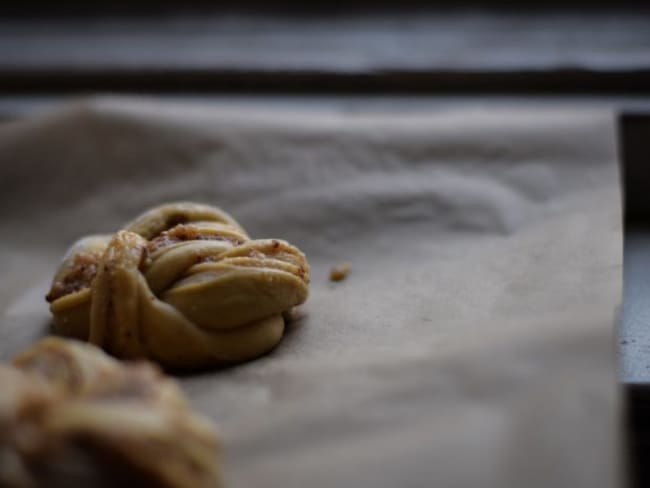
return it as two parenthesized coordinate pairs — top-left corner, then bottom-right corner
(46, 202), (310, 369)
(0, 337), (220, 488)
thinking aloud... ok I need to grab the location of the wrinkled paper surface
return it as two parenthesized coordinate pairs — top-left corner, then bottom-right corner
(0, 99), (622, 487)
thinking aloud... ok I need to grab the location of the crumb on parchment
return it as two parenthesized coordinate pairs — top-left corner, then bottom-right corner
(329, 262), (351, 282)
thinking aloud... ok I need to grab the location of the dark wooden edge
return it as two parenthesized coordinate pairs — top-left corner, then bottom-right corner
(620, 114), (650, 226)
(621, 109), (650, 487)
(2, 2), (649, 17)
(625, 384), (650, 488)
(2, 69), (650, 95)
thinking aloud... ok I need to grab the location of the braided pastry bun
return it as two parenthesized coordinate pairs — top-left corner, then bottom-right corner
(46, 202), (310, 369)
(1, 337), (220, 488)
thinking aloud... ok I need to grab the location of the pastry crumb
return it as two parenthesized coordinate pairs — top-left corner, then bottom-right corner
(329, 262), (351, 282)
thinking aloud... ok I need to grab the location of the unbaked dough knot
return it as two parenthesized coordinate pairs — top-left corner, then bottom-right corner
(46, 202), (310, 369)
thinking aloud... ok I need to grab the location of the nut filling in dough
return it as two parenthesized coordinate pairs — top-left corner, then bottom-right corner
(0, 337), (220, 488)
(46, 202), (310, 369)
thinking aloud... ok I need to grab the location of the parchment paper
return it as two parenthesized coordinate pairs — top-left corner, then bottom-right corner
(0, 98), (622, 488)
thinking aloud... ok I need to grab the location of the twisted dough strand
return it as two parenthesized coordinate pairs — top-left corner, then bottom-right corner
(47, 202), (310, 369)
(2, 337), (220, 488)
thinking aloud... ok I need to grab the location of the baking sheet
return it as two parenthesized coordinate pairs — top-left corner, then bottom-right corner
(0, 98), (622, 487)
